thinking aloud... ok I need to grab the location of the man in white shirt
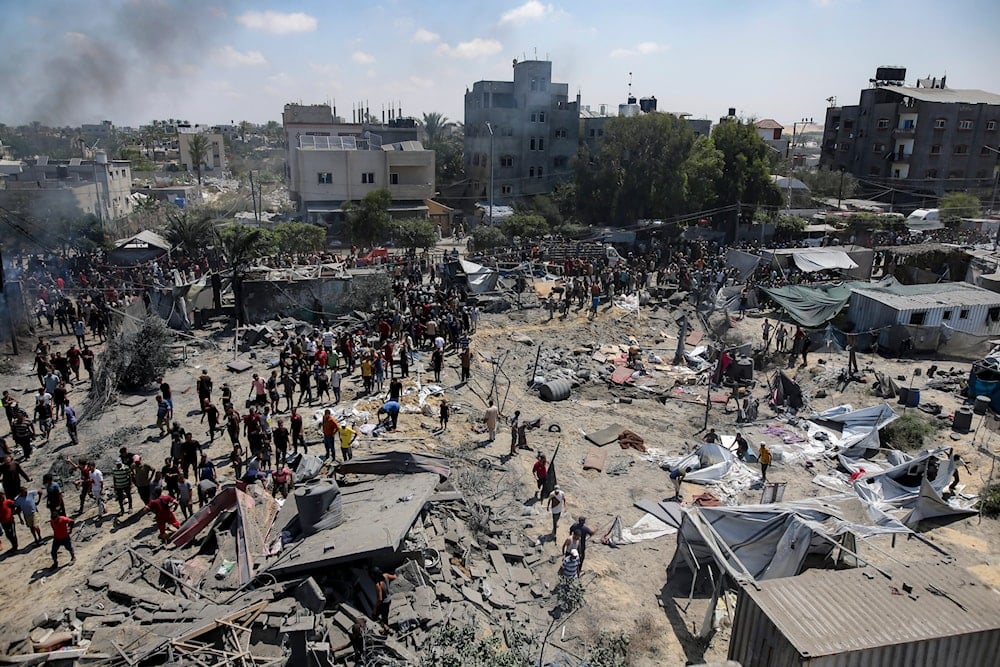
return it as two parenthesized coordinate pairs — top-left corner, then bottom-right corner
(330, 369), (342, 404)
(547, 485), (565, 537)
(89, 466), (105, 517)
(322, 328), (335, 353)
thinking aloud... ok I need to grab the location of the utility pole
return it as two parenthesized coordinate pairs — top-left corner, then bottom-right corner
(837, 167), (846, 210)
(485, 122), (495, 226)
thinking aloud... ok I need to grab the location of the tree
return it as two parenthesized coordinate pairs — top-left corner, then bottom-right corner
(220, 224), (271, 325)
(710, 120), (783, 234)
(273, 221), (326, 254)
(422, 112), (450, 144)
(528, 195), (563, 229)
(392, 218), (437, 251)
(682, 135), (724, 213)
(344, 188), (392, 248)
(502, 213), (549, 239)
(576, 113), (694, 225)
(427, 136), (465, 185)
(472, 225), (506, 251)
(550, 183), (578, 221)
(938, 191), (980, 220)
(165, 211), (218, 259)
(187, 133), (210, 185)
(795, 168), (858, 199)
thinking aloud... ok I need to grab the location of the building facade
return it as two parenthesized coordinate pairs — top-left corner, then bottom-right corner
(821, 71), (1000, 196)
(464, 59), (580, 204)
(177, 125), (227, 174)
(282, 103), (434, 220)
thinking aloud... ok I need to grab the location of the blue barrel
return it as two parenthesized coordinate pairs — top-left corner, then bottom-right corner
(906, 388), (920, 408)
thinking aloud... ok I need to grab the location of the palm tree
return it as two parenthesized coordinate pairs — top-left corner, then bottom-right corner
(165, 211), (218, 259)
(422, 112), (449, 143)
(220, 224), (270, 325)
(187, 134), (210, 185)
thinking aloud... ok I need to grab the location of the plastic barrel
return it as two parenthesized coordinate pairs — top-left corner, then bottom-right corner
(539, 378), (572, 402)
(733, 358), (754, 383)
(953, 407), (974, 433)
(906, 388), (920, 408)
(974, 395), (991, 416)
(897, 387), (909, 405)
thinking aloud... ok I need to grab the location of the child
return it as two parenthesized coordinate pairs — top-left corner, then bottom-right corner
(439, 400), (450, 431)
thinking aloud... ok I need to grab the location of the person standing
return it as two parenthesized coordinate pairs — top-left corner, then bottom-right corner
(176, 473), (194, 519)
(569, 517), (596, 572)
(561, 548), (580, 579)
(431, 348), (443, 383)
(322, 410), (340, 460)
(65, 457), (92, 515)
(439, 399), (450, 431)
(484, 400), (499, 442)
(272, 419), (290, 463)
(111, 460), (133, 514)
(758, 442), (772, 483)
(196, 369), (213, 409)
(339, 422), (357, 461)
(14, 487), (42, 544)
(89, 464), (105, 518)
(281, 373), (296, 412)
(271, 462), (294, 499)
(547, 485), (565, 537)
(371, 567), (397, 629)
(143, 494), (180, 543)
(532, 454), (547, 499)
(11, 414), (35, 462)
(161, 457), (180, 497)
(0, 491), (18, 552)
(131, 456), (156, 505)
(49, 511), (75, 567)
(330, 368), (342, 404)
(459, 347), (472, 383)
(64, 400), (79, 445)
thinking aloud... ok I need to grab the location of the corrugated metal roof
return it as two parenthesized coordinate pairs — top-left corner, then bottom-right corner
(881, 85), (1000, 106)
(742, 562), (1000, 658)
(852, 282), (1000, 310)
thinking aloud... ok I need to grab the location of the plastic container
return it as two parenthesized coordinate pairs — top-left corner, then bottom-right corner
(906, 388), (920, 408)
(294, 481), (342, 536)
(974, 395), (991, 416)
(953, 407), (973, 433)
(539, 379), (572, 402)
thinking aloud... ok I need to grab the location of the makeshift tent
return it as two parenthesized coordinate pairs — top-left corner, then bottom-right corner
(661, 443), (744, 484)
(458, 258), (499, 293)
(725, 249), (762, 282)
(670, 495), (910, 584)
(761, 284), (854, 326)
(769, 372), (803, 410)
(790, 250), (859, 273)
(108, 230), (171, 265)
(808, 403), (899, 457)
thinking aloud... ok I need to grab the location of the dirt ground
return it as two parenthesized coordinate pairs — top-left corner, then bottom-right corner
(0, 286), (998, 665)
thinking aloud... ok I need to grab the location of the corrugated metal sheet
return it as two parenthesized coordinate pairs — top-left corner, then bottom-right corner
(728, 563), (1000, 667)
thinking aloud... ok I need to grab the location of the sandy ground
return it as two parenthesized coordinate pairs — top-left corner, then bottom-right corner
(0, 282), (998, 665)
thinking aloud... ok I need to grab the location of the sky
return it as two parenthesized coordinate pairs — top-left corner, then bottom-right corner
(1, 0), (999, 130)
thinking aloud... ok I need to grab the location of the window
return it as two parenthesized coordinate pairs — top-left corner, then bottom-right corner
(943, 310), (952, 321)
(838, 142), (850, 151)
(934, 118), (946, 129)
(930, 144), (942, 155)
(588, 129), (596, 138)
(389, 173), (399, 185)
(530, 78), (537, 91)
(530, 113), (537, 122)
(959, 120), (973, 130)
(597, 129), (604, 137)
(537, 166), (544, 179)
(540, 78), (547, 91)
(893, 169), (901, 178)
(948, 170), (965, 179)
(555, 128), (568, 138)
(500, 155), (513, 168)
(538, 112), (545, 123)
(909, 312), (926, 325)
(501, 126), (513, 137)
(843, 119), (854, 130)
(991, 307), (1000, 323)
(873, 143), (885, 154)
(960, 309), (970, 319)
(318, 172), (332, 184)
(538, 137), (545, 150)
(529, 137), (536, 150)
(988, 120), (998, 131)
(554, 156), (567, 168)
(528, 167), (535, 178)
(977, 170), (989, 179)
(501, 184), (512, 195)
(472, 153), (480, 166)
(954, 145), (969, 155)
(877, 118), (890, 129)
(361, 172), (375, 184)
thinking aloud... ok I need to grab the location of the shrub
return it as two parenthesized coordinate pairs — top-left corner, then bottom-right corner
(880, 411), (939, 452)
(979, 482), (1000, 518)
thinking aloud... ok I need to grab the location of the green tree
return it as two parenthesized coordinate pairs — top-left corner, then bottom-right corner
(938, 191), (980, 220)
(795, 168), (858, 199)
(165, 211), (218, 258)
(502, 213), (549, 239)
(273, 221), (325, 254)
(344, 188), (392, 248)
(186, 133), (210, 185)
(710, 120), (783, 233)
(422, 112), (449, 143)
(550, 182), (578, 221)
(683, 135), (724, 212)
(576, 113), (694, 225)
(220, 224), (271, 325)
(392, 218), (437, 251)
(427, 136), (465, 185)
(472, 225), (506, 251)
(529, 195), (563, 229)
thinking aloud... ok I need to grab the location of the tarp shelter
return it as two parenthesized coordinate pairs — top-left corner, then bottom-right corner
(769, 372), (803, 410)
(808, 403), (898, 457)
(725, 249), (762, 282)
(670, 495), (910, 584)
(662, 443), (741, 484)
(458, 258), (499, 293)
(108, 230), (171, 265)
(771, 246), (874, 280)
(789, 250), (858, 273)
(761, 283), (854, 327)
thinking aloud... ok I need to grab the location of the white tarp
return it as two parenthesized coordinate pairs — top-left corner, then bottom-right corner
(459, 258), (499, 293)
(791, 250), (859, 273)
(619, 513), (677, 543)
(808, 403), (899, 458)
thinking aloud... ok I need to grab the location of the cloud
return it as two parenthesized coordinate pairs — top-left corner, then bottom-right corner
(352, 50), (376, 65)
(212, 45), (267, 67)
(413, 28), (440, 43)
(237, 10), (317, 34)
(437, 38), (503, 59)
(499, 1), (554, 25)
(610, 41), (669, 58)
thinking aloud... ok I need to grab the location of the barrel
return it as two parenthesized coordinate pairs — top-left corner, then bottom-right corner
(953, 407), (974, 433)
(905, 388), (920, 408)
(974, 395), (991, 416)
(897, 387), (909, 405)
(538, 378), (572, 402)
(294, 481), (342, 536)
(733, 358), (754, 383)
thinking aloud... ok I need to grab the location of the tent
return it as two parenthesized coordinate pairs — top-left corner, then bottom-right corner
(670, 495), (910, 584)
(789, 250), (858, 273)
(108, 230), (171, 265)
(761, 284), (854, 326)
(808, 403), (899, 458)
(725, 249), (762, 282)
(458, 258), (499, 293)
(661, 443), (742, 484)
(769, 372), (803, 410)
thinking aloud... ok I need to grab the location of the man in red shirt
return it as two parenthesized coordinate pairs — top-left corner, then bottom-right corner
(144, 494), (180, 543)
(49, 511), (75, 567)
(0, 491), (18, 551)
(532, 453), (548, 500)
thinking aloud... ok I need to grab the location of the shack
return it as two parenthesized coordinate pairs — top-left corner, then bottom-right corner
(108, 230), (171, 265)
(770, 245), (874, 280)
(728, 562), (1000, 667)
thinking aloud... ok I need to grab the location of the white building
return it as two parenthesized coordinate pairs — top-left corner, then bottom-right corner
(177, 125), (227, 173)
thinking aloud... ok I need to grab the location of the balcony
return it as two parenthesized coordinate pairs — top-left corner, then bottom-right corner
(892, 152), (911, 163)
(893, 126), (916, 137)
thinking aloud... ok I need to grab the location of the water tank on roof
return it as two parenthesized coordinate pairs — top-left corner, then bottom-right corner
(95, 150), (108, 165)
(295, 481), (342, 536)
(639, 96), (657, 113)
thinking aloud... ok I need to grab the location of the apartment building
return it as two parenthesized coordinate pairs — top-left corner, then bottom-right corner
(820, 69), (1000, 196)
(177, 125), (227, 173)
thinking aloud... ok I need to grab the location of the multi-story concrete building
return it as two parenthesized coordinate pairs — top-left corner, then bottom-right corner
(821, 69), (1000, 196)
(0, 151), (134, 231)
(282, 103), (434, 220)
(177, 125), (227, 174)
(464, 59), (580, 204)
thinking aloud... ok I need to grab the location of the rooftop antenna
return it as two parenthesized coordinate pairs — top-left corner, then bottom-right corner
(628, 72), (633, 98)
(533, 46), (537, 59)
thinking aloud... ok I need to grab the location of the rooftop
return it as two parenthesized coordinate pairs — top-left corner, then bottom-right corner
(755, 118), (784, 130)
(742, 562), (1000, 658)
(852, 281), (1000, 309)
(881, 85), (1000, 106)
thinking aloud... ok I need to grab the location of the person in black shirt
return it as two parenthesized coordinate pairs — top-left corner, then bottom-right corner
(387, 378), (403, 402)
(272, 419), (290, 463)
